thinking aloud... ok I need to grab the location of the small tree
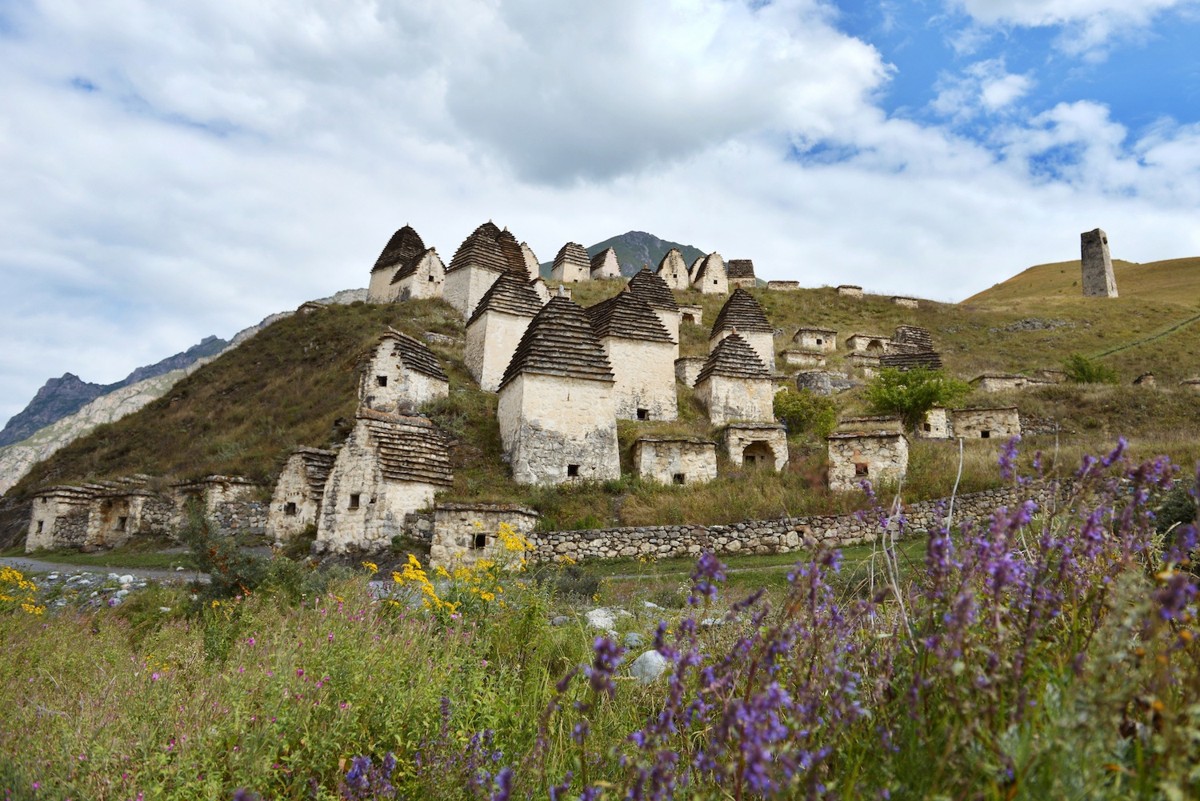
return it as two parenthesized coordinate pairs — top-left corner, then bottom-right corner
(864, 368), (971, 431)
(774, 389), (838, 438)
(1063, 353), (1119, 384)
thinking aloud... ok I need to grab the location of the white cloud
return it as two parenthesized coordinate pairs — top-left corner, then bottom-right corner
(931, 58), (1034, 120)
(952, 0), (1197, 55)
(1, 0), (1200, 429)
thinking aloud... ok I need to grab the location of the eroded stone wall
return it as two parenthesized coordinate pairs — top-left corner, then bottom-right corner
(696, 374), (775, 425)
(429, 503), (540, 568)
(603, 338), (677, 421)
(724, 425), (788, 471)
(633, 440), (717, 485)
(466, 311), (532, 393)
(444, 266), (502, 320)
(497, 374), (620, 485)
(828, 434), (908, 492)
(952, 408), (1021, 440)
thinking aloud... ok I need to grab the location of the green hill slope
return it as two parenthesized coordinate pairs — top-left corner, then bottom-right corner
(7, 271), (1200, 531)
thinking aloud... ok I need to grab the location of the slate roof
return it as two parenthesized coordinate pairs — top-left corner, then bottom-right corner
(726, 259), (755, 279)
(496, 229), (530, 275)
(590, 247), (619, 275)
(372, 225), (426, 273)
(498, 297), (615, 389)
(656, 248), (687, 274)
(584, 290), (673, 343)
(466, 273), (544, 326)
(447, 221), (509, 274)
(391, 248), (440, 283)
(380, 329), (449, 382)
(879, 351), (943, 371)
(357, 409), (453, 486)
(294, 447), (337, 500)
(552, 242), (591, 274)
(696, 332), (771, 384)
(892, 325), (934, 352)
(710, 288), (773, 336)
(627, 268), (679, 312)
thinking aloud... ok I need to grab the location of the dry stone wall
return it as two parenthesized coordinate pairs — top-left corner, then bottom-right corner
(532, 484), (1060, 562)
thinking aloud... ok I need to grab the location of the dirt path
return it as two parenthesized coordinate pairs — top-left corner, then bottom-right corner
(0, 555), (207, 583)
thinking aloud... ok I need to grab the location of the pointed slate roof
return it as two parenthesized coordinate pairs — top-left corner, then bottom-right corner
(657, 248), (686, 273)
(498, 296), (615, 389)
(710, 288), (772, 336)
(584, 290), (673, 343)
(590, 247), (619, 275)
(726, 259), (755, 279)
(372, 225), (426, 273)
(357, 409), (453, 486)
(628, 268), (679, 312)
(466, 273), (544, 326)
(496, 229), (531, 276)
(391, 247), (441, 283)
(696, 332), (771, 384)
(379, 329), (449, 382)
(553, 242), (591, 274)
(448, 221), (509, 274)
(694, 252), (726, 283)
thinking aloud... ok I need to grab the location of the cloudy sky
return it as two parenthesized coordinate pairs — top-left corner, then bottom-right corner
(2, 0), (1199, 425)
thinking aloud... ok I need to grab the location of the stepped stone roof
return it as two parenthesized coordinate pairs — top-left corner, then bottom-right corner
(552, 242), (591, 273)
(499, 296), (615, 389)
(727, 259), (755, 279)
(694, 252), (724, 283)
(466, 273), (544, 326)
(380, 328), (449, 382)
(710, 288), (773, 336)
(357, 409), (453, 486)
(696, 332), (771, 384)
(495, 229), (530, 275)
(892, 325), (934, 351)
(584, 290), (673, 343)
(448, 221), (509, 274)
(627, 268), (679, 312)
(372, 225), (426, 273)
(294, 447), (337, 499)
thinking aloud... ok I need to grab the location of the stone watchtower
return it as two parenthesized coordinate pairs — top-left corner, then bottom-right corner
(1081, 228), (1117, 298)
(497, 295), (620, 485)
(584, 289), (677, 421)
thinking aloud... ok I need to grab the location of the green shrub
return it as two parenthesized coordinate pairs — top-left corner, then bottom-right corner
(178, 508), (266, 600)
(1063, 353), (1119, 384)
(863, 368), (971, 430)
(773, 389), (838, 438)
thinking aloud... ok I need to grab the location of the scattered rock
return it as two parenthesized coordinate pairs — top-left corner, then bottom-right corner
(630, 650), (667, 684)
(550, 615), (570, 627)
(586, 608), (617, 630)
(623, 632), (645, 649)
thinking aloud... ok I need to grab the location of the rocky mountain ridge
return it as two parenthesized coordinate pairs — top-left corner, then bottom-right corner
(539, 231), (707, 278)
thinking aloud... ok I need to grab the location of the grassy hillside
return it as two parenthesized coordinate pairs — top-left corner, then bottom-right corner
(8, 269), (1200, 531)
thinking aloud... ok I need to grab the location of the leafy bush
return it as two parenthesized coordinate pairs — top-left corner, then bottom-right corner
(178, 508), (266, 600)
(773, 389), (838, 438)
(863, 367), (971, 430)
(1063, 353), (1119, 384)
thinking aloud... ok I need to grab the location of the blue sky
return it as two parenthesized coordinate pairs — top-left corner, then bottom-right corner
(1, 0), (1199, 430)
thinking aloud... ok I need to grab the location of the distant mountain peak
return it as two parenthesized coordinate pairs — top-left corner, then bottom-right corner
(539, 231), (706, 278)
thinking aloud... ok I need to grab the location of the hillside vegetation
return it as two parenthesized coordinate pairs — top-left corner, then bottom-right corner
(6, 258), (1200, 530)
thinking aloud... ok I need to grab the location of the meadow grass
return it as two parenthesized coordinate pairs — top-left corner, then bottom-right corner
(2, 443), (1198, 800)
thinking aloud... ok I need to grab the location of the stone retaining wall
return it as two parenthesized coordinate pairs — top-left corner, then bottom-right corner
(532, 483), (1059, 562)
(212, 501), (268, 537)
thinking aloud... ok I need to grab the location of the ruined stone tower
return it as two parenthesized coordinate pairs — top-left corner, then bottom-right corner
(1081, 228), (1117, 298)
